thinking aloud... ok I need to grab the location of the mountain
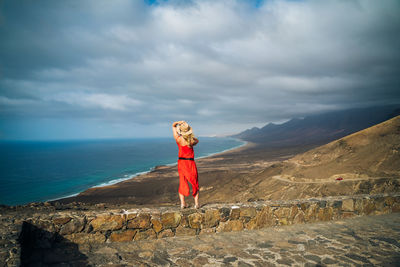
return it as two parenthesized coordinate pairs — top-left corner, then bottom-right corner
(233, 105), (400, 147)
(238, 115), (400, 201)
(282, 115), (400, 181)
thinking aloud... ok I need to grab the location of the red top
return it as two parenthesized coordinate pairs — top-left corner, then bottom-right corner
(178, 143), (195, 158)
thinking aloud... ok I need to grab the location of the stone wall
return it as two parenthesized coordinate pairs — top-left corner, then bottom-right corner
(1, 193), (400, 266)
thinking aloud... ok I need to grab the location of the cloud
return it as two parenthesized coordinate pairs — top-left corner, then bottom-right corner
(49, 93), (142, 111)
(0, 0), (399, 139)
(0, 96), (37, 106)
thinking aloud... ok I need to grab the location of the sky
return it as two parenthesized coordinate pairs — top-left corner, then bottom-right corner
(0, 0), (399, 140)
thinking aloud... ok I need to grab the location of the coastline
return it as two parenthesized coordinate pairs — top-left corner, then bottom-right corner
(53, 139), (260, 206)
(45, 138), (377, 207)
(49, 138), (248, 203)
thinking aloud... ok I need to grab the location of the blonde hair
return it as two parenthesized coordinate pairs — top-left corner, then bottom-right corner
(182, 133), (195, 147)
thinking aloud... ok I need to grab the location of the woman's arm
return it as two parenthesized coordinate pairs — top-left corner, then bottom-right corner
(172, 121), (184, 141)
(192, 137), (199, 146)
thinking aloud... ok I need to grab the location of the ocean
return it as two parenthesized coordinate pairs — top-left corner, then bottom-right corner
(0, 137), (244, 206)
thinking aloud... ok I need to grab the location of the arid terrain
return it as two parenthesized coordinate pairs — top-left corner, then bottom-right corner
(230, 115), (400, 202)
(58, 115), (400, 207)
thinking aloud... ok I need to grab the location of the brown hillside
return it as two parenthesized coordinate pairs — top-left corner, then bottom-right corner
(201, 116), (400, 203)
(282, 115), (400, 182)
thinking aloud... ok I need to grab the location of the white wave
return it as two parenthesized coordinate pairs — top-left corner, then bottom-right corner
(47, 192), (80, 202)
(92, 170), (151, 188)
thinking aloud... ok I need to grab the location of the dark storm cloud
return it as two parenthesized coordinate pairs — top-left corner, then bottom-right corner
(0, 0), (399, 138)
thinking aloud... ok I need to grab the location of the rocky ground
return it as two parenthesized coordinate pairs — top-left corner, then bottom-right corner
(75, 213), (400, 266)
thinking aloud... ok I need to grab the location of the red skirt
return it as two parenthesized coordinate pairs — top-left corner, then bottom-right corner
(177, 159), (199, 197)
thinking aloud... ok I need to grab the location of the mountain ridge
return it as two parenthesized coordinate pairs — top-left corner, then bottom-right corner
(233, 105), (400, 147)
(236, 115), (400, 201)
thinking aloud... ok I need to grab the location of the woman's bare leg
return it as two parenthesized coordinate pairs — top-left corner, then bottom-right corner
(179, 193), (186, 208)
(194, 192), (199, 208)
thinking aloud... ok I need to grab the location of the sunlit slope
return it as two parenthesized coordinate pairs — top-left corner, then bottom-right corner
(234, 116), (400, 201)
(282, 115), (400, 182)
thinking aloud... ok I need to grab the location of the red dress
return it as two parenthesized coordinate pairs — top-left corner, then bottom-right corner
(177, 142), (199, 197)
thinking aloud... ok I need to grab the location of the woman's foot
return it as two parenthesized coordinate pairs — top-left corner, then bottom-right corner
(180, 204), (188, 209)
(194, 204), (200, 209)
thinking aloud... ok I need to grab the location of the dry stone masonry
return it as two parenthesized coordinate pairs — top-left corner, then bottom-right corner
(1, 193), (400, 266)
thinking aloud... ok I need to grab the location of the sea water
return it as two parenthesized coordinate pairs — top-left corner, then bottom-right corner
(0, 137), (244, 206)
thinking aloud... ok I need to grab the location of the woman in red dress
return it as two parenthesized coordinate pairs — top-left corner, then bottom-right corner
(172, 121), (199, 209)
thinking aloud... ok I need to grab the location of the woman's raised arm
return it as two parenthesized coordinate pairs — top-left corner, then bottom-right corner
(172, 121), (184, 141)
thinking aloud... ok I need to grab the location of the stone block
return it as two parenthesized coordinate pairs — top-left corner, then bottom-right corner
(64, 232), (105, 244)
(188, 213), (203, 229)
(202, 209), (220, 228)
(230, 208), (240, 220)
(246, 206), (275, 230)
(134, 229), (156, 240)
(180, 215), (189, 227)
(342, 198), (354, 211)
(245, 219), (257, 230)
(274, 207), (291, 225)
(362, 199), (376, 215)
(180, 209), (197, 216)
(161, 212), (181, 229)
(90, 214), (125, 232)
(175, 226), (197, 236)
(317, 207), (333, 221)
(239, 207), (257, 218)
(151, 218), (163, 233)
(304, 203), (318, 222)
(374, 198), (387, 214)
(127, 213), (151, 229)
(219, 208), (230, 222)
(109, 230), (137, 242)
(354, 199), (363, 214)
(332, 200), (342, 209)
(158, 229), (174, 238)
(53, 216), (72, 225)
(59, 217), (86, 235)
(299, 203), (307, 211)
(216, 220), (243, 232)
(293, 211), (305, 224)
(290, 205), (299, 220)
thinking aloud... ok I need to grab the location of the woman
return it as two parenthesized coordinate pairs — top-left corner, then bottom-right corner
(172, 121), (199, 209)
